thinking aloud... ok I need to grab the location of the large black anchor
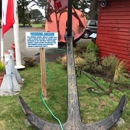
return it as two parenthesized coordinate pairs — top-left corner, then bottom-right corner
(18, 0), (126, 129)
(19, 36), (126, 129)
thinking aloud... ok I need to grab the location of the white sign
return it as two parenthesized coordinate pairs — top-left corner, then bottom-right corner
(26, 32), (58, 48)
(89, 33), (97, 38)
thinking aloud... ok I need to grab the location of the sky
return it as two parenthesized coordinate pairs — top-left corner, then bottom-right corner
(27, 1), (90, 17)
(27, 2), (45, 17)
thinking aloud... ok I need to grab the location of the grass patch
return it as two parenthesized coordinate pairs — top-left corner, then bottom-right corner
(31, 24), (44, 27)
(19, 24), (44, 28)
(0, 62), (130, 129)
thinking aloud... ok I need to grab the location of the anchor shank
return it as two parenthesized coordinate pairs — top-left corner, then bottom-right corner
(66, 36), (82, 123)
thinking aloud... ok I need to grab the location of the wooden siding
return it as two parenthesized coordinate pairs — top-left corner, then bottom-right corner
(96, 0), (130, 69)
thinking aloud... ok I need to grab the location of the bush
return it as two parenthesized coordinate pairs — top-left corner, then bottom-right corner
(114, 60), (130, 83)
(86, 41), (98, 54)
(101, 55), (118, 77)
(74, 43), (88, 58)
(61, 55), (85, 66)
(57, 41), (130, 87)
(0, 61), (5, 72)
(101, 55), (130, 85)
(56, 57), (62, 64)
(83, 42), (100, 73)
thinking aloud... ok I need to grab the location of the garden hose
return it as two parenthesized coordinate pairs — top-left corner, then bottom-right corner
(40, 58), (64, 130)
(40, 92), (64, 130)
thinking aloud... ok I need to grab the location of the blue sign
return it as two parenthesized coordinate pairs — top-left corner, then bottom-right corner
(26, 32), (58, 48)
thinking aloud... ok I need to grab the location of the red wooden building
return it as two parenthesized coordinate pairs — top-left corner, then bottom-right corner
(96, 0), (130, 69)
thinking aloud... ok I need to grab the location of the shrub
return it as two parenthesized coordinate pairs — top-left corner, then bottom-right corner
(114, 60), (130, 83)
(101, 55), (118, 77)
(84, 52), (97, 64)
(61, 55), (86, 70)
(83, 42), (100, 73)
(56, 57), (62, 64)
(74, 43), (88, 57)
(86, 41), (98, 54)
(0, 61), (5, 75)
(101, 55), (130, 85)
(0, 61), (4, 72)
(74, 56), (86, 67)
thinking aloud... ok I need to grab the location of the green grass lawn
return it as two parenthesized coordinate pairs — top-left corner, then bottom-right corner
(31, 24), (44, 27)
(0, 62), (130, 130)
(19, 24), (44, 28)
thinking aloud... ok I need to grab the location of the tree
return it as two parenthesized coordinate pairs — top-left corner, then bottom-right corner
(73, 0), (90, 19)
(17, 0), (31, 27)
(31, 0), (47, 7)
(89, 0), (98, 20)
(73, 0), (98, 20)
(30, 0), (48, 18)
(0, 0), (1, 19)
(0, 0), (47, 26)
(0, 0), (98, 25)
(30, 9), (43, 23)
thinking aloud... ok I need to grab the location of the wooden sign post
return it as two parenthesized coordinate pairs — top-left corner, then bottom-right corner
(40, 48), (47, 99)
(26, 32), (58, 99)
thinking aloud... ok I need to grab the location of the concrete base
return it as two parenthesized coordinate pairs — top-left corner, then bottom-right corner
(0, 84), (22, 96)
(0, 74), (21, 92)
(15, 65), (25, 70)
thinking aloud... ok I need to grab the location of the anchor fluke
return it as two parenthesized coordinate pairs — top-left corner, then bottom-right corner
(19, 95), (126, 130)
(18, 95), (60, 130)
(83, 95), (126, 130)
